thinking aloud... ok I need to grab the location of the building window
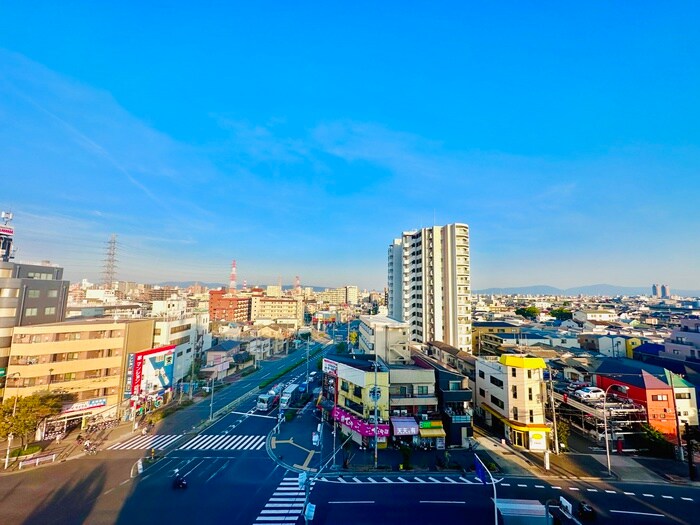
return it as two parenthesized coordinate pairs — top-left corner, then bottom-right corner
(511, 368), (517, 378)
(44, 306), (56, 315)
(417, 385), (428, 395)
(529, 410), (534, 423)
(513, 407), (518, 420)
(27, 290), (40, 298)
(490, 395), (504, 409)
(479, 388), (485, 398)
(490, 376), (503, 388)
(651, 394), (668, 401)
(25, 307), (38, 317)
(478, 370), (485, 379)
(528, 387), (533, 401)
(675, 393), (691, 400)
(527, 369), (532, 379)
(47, 289), (58, 298)
(511, 385), (518, 399)
(448, 380), (460, 391)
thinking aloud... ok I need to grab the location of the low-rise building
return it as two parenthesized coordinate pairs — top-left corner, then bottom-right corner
(358, 314), (410, 364)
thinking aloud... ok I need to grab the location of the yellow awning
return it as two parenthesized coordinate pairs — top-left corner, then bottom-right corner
(481, 404), (551, 433)
(419, 428), (446, 438)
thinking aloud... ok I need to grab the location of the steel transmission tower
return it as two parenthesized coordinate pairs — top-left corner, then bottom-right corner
(101, 234), (118, 289)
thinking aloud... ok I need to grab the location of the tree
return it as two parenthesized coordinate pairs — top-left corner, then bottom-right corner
(556, 420), (570, 450)
(335, 342), (349, 354)
(0, 393), (64, 447)
(349, 331), (358, 346)
(549, 308), (573, 321)
(515, 306), (540, 320)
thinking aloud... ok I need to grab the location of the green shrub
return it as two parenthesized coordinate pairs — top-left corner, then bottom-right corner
(11, 444), (42, 458)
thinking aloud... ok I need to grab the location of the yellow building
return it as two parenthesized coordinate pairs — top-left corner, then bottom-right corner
(6, 319), (154, 429)
(475, 354), (551, 451)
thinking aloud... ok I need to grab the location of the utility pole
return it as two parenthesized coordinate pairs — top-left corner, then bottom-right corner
(306, 338), (310, 387)
(209, 376), (215, 421)
(188, 354), (195, 400)
(548, 367), (560, 454)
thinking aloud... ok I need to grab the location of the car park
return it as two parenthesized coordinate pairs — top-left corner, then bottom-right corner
(574, 386), (605, 400)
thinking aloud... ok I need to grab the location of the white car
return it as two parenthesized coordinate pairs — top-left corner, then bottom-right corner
(574, 386), (605, 400)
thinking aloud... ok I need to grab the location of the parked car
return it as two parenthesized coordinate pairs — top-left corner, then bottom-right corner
(574, 386), (605, 400)
(577, 501), (596, 521)
(566, 381), (590, 393)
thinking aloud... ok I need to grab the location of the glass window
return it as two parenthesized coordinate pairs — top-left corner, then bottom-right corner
(44, 306), (56, 315)
(27, 289), (40, 298)
(25, 307), (38, 317)
(529, 410), (534, 423)
(511, 368), (517, 377)
(417, 385), (428, 395)
(47, 289), (58, 298)
(512, 385), (518, 399)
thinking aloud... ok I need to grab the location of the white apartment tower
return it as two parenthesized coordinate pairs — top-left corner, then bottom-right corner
(387, 223), (472, 353)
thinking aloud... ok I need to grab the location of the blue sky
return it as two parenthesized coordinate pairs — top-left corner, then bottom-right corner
(1, 3), (699, 291)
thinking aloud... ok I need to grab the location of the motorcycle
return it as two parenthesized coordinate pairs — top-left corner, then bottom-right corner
(173, 475), (187, 489)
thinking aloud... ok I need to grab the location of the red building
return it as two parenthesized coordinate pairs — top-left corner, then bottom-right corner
(209, 290), (251, 323)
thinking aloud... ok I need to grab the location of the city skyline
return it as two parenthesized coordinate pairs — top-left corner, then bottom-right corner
(2, 4), (699, 291)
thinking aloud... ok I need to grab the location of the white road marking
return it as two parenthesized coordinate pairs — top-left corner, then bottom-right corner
(329, 501), (374, 504)
(445, 477), (458, 484)
(501, 483), (511, 487)
(382, 477), (392, 483)
(569, 487), (579, 491)
(352, 477), (361, 483)
(428, 477), (441, 483)
(623, 491), (635, 495)
(611, 510), (664, 517)
(642, 494), (654, 498)
(535, 485), (545, 489)
(662, 495), (673, 499)
(681, 497), (693, 501)
(552, 486), (561, 489)
(420, 501), (465, 504)
(587, 488), (598, 492)
(398, 477), (409, 483)
(415, 477), (427, 483)
(368, 477), (377, 483)
(605, 490), (616, 494)
(518, 484), (527, 487)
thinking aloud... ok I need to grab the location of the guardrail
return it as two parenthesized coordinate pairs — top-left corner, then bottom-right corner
(19, 453), (57, 469)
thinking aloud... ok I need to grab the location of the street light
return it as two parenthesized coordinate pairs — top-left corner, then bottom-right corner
(4, 372), (21, 469)
(603, 383), (629, 477)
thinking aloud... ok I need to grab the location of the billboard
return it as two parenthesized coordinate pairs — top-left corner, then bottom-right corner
(128, 345), (176, 398)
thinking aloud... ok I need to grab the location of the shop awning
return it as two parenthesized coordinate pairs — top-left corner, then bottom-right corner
(419, 428), (446, 438)
(391, 417), (419, 436)
(481, 404), (551, 433)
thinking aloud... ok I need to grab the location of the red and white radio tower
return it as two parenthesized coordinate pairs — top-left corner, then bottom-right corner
(229, 260), (237, 293)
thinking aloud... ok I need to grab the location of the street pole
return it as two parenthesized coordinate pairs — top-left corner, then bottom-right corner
(4, 373), (20, 469)
(475, 453), (498, 525)
(189, 352), (195, 400)
(306, 338), (310, 386)
(332, 376), (338, 469)
(373, 360), (379, 469)
(548, 367), (560, 455)
(602, 383), (627, 477)
(209, 376), (215, 421)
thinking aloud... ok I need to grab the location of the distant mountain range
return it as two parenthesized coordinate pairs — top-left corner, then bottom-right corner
(474, 284), (700, 297)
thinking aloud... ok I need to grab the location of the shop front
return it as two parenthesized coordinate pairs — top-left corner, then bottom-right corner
(332, 406), (389, 447)
(418, 419), (446, 450)
(481, 403), (551, 451)
(390, 416), (420, 446)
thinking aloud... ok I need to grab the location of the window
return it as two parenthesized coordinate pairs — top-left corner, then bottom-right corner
(417, 385), (428, 395)
(528, 387), (533, 401)
(25, 307), (38, 317)
(44, 306), (56, 315)
(479, 388), (485, 398)
(27, 290), (40, 298)
(353, 385), (362, 397)
(529, 410), (534, 423)
(511, 385), (518, 399)
(511, 368), (517, 378)
(490, 376), (503, 388)
(490, 395), (504, 409)
(448, 380), (460, 391)
(47, 289), (58, 298)
(478, 370), (485, 379)
(651, 394), (668, 401)
(675, 393), (691, 400)
(527, 370), (532, 379)
(512, 407), (518, 420)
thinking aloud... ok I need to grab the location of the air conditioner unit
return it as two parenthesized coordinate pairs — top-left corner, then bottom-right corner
(401, 410), (408, 416)
(392, 410), (400, 416)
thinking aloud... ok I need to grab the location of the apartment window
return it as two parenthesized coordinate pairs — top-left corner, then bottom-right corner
(25, 307), (38, 317)
(513, 407), (518, 420)
(527, 369), (532, 379)
(490, 376), (503, 388)
(417, 385), (428, 395)
(44, 306), (56, 315)
(47, 289), (58, 298)
(353, 385), (362, 398)
(478, 370), (485, 379)
(511, 368), (517, 378)
(490, 395), (504, 409)
(511, 385), (518, 399)
(675, 393), (691, 400)
(529, 410), (534, 423)
(479, 388), (485, 398)
(651, 394), (668, 401)
(448, 380), (461, 391)
(528, 387), (533, 401)
(27, 290), (40, 299)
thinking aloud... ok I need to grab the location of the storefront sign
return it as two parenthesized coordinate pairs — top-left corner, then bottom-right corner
(529, 431), (547, 451)
(332, 406), (389, 437)
(419, 420), (443, 429)
(322, 359), (338, 376)
(62, 398), (107, 414)
(129, 345), (176, 398)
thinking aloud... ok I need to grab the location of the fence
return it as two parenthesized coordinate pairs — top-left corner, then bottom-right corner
(19, 453), (57, 469)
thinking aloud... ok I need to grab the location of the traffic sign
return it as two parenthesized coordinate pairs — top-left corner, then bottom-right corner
(369, 387), (381, 402)
(305, 503), (316, 520)
(298, 471), (307, 490)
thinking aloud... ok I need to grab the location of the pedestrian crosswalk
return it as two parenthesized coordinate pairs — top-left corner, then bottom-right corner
(107, 434), (184, 450)
(254, 476), (308, 524)
(318, 474), (479, 485)
(178, 434), (267, 451)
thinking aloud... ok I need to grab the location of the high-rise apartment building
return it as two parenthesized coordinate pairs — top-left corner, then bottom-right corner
(387, 223), (472, 353)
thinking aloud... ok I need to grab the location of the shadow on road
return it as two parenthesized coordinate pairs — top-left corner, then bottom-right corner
(22, 464), (107, 525)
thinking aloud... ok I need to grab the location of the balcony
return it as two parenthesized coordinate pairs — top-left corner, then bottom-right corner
(440, 388), (472, 403)
(390, 394), (438, 406)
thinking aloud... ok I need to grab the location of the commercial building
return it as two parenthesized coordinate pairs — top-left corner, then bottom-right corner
(251, 295), (304, 328)
(5, 319), (155, 431)
(475, 354), (550, 451)
(208, 290), (251, 323)
(357, 314), (411, 364)
(387, 223), (472, 353)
